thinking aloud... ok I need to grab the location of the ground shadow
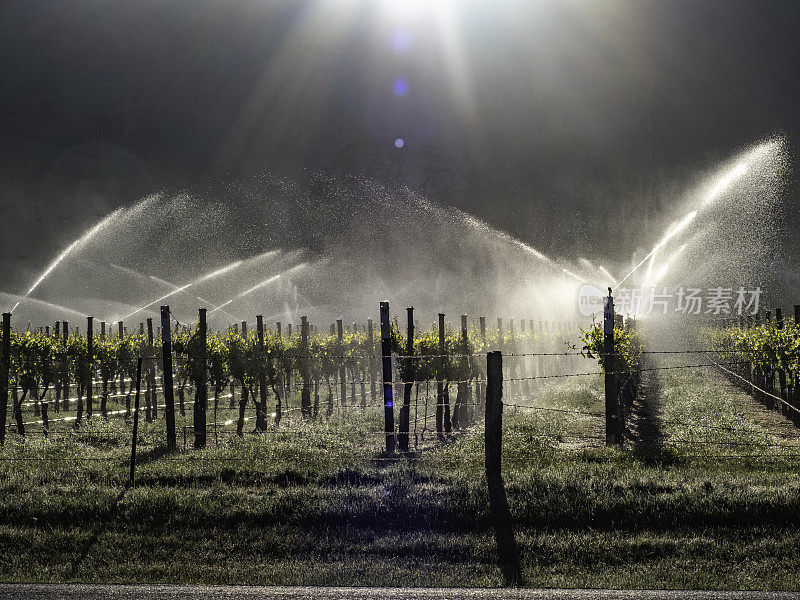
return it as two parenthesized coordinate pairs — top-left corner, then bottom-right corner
(133, 444), (176, 467)
(628, 361), (678, 466)
(487, 475), (523, 587)
(67, 487), (127, 580)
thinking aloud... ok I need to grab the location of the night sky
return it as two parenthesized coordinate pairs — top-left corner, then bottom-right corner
(2, 0), (799, 271)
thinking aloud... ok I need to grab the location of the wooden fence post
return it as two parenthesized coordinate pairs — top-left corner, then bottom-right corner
(301, 316), (311, 419)
(380, 302), (396, 453)
(765, 310), (776, 408)
(194, 308), (207, 448)
(794, 305), (800, 409)
(147, 317), (157, 419)
(442, 314), (452, 433)
(485, 350), (503, 484)
(0, 313), (9, 446)
(256, 315), (269, 430)
(399, 307), (414, 452)
(86, 316), (94, 421)
(603, 288), (621, 445)
(436, 313), (445, 440)
(62, 321), (69, 411)
(458, 314), (471, 426)
(368, 319), (376, 404)
(337, 319), (346, 407)
(118, 321), (123, 338)
(776, 307), (788, 414)
(161, 306), (176, 450)
(484, 348), (522, 585)
(129, 357), (143, 486)
(53, 321), (62, 408)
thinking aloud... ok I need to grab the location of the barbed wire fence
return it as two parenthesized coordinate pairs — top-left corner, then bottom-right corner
(2, 298), (800, 486)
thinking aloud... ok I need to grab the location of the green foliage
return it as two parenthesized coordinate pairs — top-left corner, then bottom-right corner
(2, 317), (584, 393)
(707, 321), (800, 374)
(581, 320), (643, 375)
(10, 331), (58, 397)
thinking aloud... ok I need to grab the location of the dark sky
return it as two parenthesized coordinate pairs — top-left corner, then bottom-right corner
(1, 0), (799, 262)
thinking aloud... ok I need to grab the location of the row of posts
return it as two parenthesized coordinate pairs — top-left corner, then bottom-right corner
(721, 305), (800, 420)
(0, 302), (481, 454)
(0, 301), (608, 451)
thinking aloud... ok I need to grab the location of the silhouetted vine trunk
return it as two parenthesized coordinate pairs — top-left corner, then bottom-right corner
(236, 383), (248, 437)
(75, 382), (84, 428)
(13, 386), (24, 436)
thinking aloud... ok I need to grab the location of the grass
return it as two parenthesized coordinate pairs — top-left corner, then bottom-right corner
(1, 363), (800, 589)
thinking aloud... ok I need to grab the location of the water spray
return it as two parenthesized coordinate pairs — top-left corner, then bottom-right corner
(651, 244), (688, 285)
(10, 209), (123, 312)
(458, 211), (584, 282)
(613, 139), (780, 291)
(208, 262), (308, 315)
(0, 293), (88, 320)
(110, 263), (239, 321)
(598, 265), (618, 286)
(120, 258), (245, 321)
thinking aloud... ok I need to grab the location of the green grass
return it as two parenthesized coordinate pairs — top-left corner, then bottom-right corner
(1, 368), (800, 588)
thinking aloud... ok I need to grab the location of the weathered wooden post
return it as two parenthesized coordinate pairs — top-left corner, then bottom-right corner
(147, 317), (157, 420)
(399, 307), (414, 452)
(457, 314), (471, 426)
(603, 288), (621, 445)
(794, 305), (800, 408)
(241, 321), (247, 337)
(368, 318), (376, 404)
(435, 314), (445, 440)
(118, 321), (123, 338)
(62, 321), (69, 411)
(776, 307), (788, 413)
(380, 302), (396, 453)
(301, 316), (311, 419)
(485, 350), (503, 485)
(337, 319), (346, 407)
(436, 313), (451, 438)
(765, 310), (776, 407)
(485, 348), (522, 586)
(86, 316), (94, 421)
(160, 306), (176, 450)
(479, 316), (487, 348)
(194, 308), (207, 448)
(129, 357), (143, 486)
(256, 315), (269, 430)
(100, 321), (106, 339)
(53, 320), (62, 409)
(0, 313), (10, 446)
